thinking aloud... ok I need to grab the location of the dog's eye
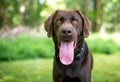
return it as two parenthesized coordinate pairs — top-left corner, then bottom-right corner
(56, 17), (64, 25)
(56, 19), (62, 24)
(72, 20), (78, 25)
(71, 17), (78, 25)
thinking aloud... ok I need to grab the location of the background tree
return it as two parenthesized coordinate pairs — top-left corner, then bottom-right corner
(0, 0), (8, 29)
(92, 0), (104, 32)
(0, 0), (119, 32)
(104, 0), (120, 32)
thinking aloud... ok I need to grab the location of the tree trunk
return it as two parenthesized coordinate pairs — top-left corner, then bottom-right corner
(0, 0), (8, 29)
(92, 0), (104, 32)
(84, 0), (89, 16)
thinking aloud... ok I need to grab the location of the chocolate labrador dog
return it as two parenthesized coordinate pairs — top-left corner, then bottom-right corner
(44, 10), (93, 82)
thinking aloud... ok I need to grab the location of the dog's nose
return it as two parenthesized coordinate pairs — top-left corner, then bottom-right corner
(61, 28), (73, 36)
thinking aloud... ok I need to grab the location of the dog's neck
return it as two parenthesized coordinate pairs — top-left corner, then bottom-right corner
(75, 37), (85, 55)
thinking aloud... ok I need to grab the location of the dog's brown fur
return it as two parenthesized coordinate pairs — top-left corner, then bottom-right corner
(44, 10), (93, 82)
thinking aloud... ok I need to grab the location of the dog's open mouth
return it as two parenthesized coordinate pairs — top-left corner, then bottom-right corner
(59, 41), (76, 65)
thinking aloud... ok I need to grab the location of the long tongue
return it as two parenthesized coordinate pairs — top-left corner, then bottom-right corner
(59, 41), (74, 65)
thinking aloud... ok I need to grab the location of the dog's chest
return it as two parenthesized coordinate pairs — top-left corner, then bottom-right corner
(63, 62), (80, 76)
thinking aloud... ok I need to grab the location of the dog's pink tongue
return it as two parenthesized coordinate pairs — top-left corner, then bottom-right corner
(59, 41), (74, 65)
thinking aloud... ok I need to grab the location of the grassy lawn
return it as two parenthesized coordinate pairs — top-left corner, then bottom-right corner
(0, 54), (120, 82)
(92, 54), (120, 82)
(0, 59), (53, 82)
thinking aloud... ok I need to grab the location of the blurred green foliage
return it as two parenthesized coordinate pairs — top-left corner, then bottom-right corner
(0, 33), (120, 61)
(86, 34), (120, 54)
(0, 0), (120, 32)
(0, 35), (54, 61)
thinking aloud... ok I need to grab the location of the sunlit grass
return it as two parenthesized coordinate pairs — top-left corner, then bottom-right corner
(0, 59), (53, 82)
(0, 54), (120, 82)
(92, 54), (120, 82)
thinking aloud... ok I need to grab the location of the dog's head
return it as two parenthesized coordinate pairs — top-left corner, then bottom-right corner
(44, 10), (90, 65)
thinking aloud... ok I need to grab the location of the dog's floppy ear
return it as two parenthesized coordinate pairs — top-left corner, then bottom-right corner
(83, 16), (90, 38)
(75, 10), (90, 38)
(44, 14), (54, 38)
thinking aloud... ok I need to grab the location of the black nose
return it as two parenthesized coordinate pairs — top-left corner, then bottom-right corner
(61, 28), (73, 36)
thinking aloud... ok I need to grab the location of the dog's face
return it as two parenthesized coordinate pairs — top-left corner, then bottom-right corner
(53, 11), (82, 43)
(44, 10), (90, 41)
(44, 10), (90, 65)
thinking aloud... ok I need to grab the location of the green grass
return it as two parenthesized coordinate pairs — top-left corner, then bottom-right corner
(92, 54), (120, 82)
(0, 59), (53, 82)
(0, 54), (120, 82)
